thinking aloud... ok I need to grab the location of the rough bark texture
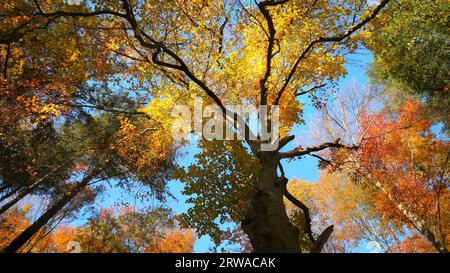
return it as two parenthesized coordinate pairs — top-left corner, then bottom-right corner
(241, 151), (301, 252)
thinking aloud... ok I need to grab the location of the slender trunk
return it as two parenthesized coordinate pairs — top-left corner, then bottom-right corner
(241, 151), (301, 252)
(2, 175), (93, 253)
(0, 186), (22, 203)
(371, 179), (448, 253)
(0, 176), (51, 215)
(0, 185), (36, 215)
(349, 156), (448, 253)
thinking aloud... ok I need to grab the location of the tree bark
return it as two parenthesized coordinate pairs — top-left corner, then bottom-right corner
(0, 174), (54, 215)
(2, 174), (94, 253)
(241, 151), (301, 252)
(0, 183), (10, 195)
(0, 185), (37, 215)
(349, 156), (448, 253)
(0, 186), (22, 203)
(372, 180), (448, 253)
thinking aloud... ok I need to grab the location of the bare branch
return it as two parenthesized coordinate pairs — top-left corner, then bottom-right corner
(277, 135), (295, 151)
(59, 103), (151, 118)
(273, 0), (390, 105)
(279, 138), (358, 159)
(295, 83), (326, 97)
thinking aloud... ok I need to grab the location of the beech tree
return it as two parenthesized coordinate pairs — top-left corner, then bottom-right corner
(0, 0), (397, 252)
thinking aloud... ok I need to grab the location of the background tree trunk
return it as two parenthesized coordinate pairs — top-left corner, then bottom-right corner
(0, 186), (34, 215)
(0, 184), (10, 195)
(0, 178), (48, 215)
(0, 186), (21, 203)
(2, 174), (94, 253)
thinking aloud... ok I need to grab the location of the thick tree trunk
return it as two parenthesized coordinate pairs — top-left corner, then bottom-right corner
(2, 175), (93, 253)
(241, 151), (301, 252)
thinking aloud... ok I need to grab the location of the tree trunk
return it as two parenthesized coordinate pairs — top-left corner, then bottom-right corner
(0, 183), (10, 195)
(371, 179), (448, 253)
(241, 151), (301, 252)
(0, 166), (68, 215)
(0, 186), (22, 203)
(350, 156), (448, 253)
(0, 185), (36, 215)
(2, 175), (93, 253)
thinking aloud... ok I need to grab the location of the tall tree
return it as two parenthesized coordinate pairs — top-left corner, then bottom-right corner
(311, 87), (449, 253)
(354, 101), (449, 252)
(1, 6), (180, 251)
(2, 0), (395, 252)
(1, 110), (178, 252)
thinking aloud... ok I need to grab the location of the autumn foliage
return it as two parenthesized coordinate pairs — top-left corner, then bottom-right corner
(0, 0), (448, 253)
(288, 101), (449, 252)
(0, 204), (195, 253)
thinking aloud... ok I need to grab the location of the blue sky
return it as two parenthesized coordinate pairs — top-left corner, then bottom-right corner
(17, 47), (374, 252)
(86, 48), (376, 252)
(59, 0), (377, 252)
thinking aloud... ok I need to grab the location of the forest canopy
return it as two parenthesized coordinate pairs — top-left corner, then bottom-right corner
(0, 0), (448, 253)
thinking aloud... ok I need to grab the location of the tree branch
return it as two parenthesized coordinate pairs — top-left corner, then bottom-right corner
(60, 103), (151, 118)
(33, 0), (259, 150)
(309, 153), (333, 166)
(284, 179), (334, 253)
(295, 83), (326, 97)
(279, 138), (358, 159)
(257, 0), (291, 106)
(273, 0), (390, 105)
(284, 187), (315, 243)
(277, 135), (295, 151)
(311, 225), (334, 253)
